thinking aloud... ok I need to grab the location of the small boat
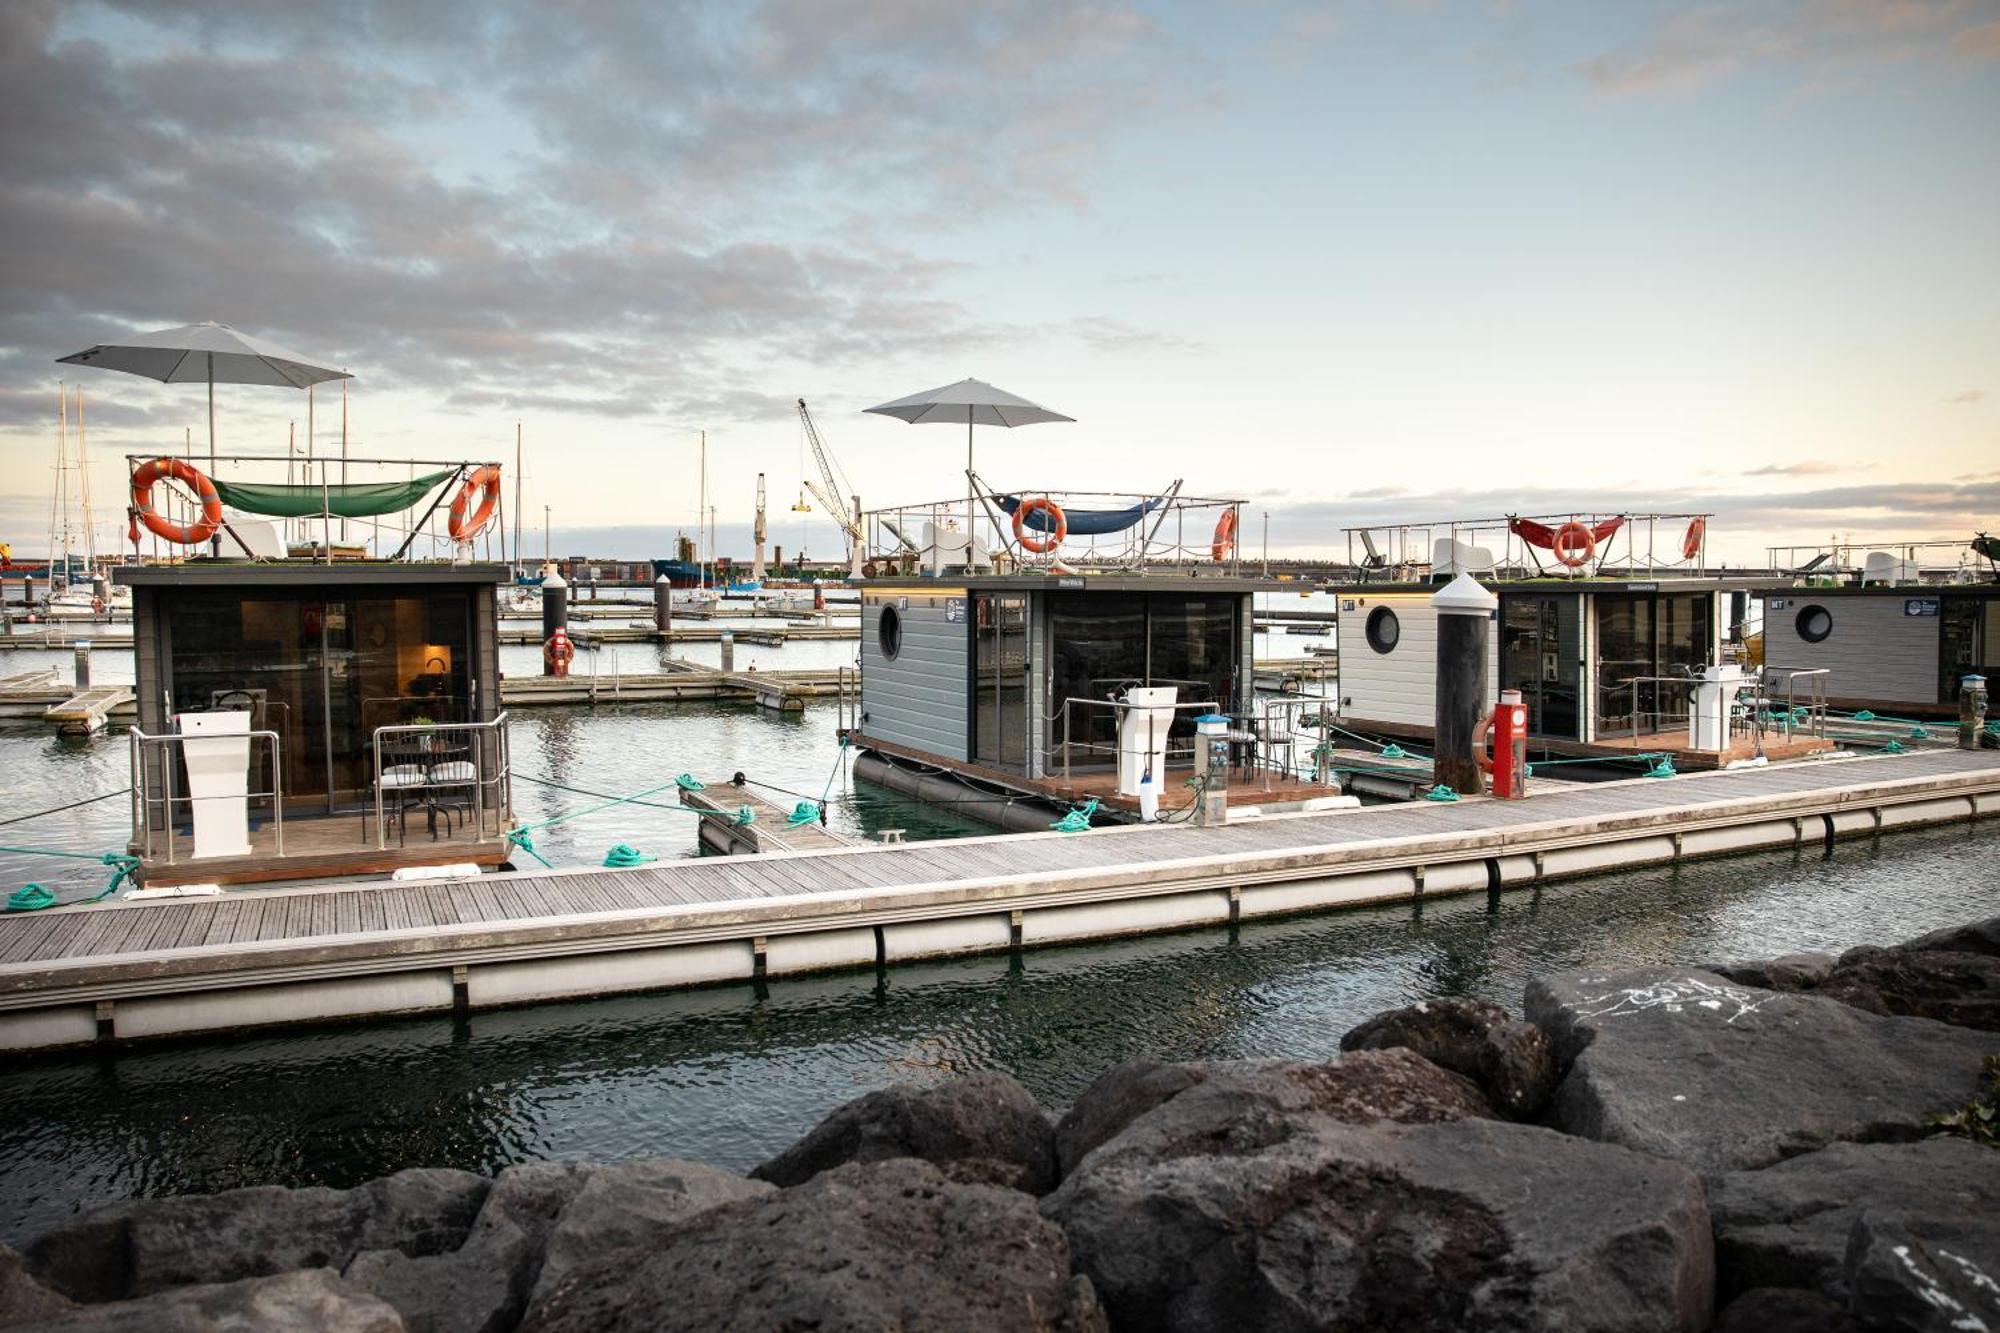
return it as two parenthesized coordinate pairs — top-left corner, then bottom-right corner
(1284, 624), (1331, 637)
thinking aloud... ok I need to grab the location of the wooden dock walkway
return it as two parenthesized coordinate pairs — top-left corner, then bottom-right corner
(680, 781), (861, 856)
(2, 747), (1997, 1053)
(43, 685), (134, 736)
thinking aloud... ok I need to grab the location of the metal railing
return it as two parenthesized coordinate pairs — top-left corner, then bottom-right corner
(129, 726), (285, 865)
(371, 713), (513, 849)
(1058, 696), (1223, 789)
(1605, 675), (1701, 742)
(1747, 667), (1830, 743)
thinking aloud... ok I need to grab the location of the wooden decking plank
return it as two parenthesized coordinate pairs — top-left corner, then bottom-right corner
(0, 916), (76, 965)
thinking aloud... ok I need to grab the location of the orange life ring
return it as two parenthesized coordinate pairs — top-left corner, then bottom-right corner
(543, 631), (575, 666)
(449, 466), (502, 541)
(1474, 710), (1496, 774)
(1012, 497), (1067, 554)
(1682, 516), (1706, 561)
(1211, 507), (1239, 562)
(1552, 521), (1595, 569)
(91, 595), (105, 614)
(130, 457), (222, 545)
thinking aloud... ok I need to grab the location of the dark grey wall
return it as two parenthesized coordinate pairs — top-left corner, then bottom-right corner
(860, 591), (970, 761)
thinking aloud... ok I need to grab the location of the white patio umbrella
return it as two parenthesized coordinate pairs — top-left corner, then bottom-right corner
(863, 377), (1074, 542)
(57, 321), (352, 474)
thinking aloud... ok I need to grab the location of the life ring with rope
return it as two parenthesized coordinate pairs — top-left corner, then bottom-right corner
(1682, 516), (1706, 561)
(130, 457), (223, 545)
(91, 595), (105, 615)
(1211, 507), (1239, 562)
(449, 466), (502, 541)
(543, 629), (576, 673)
(1552, 521), (1595, 569)
(1474, 709), (1496, 774)
(1012, 497), (1067, 554)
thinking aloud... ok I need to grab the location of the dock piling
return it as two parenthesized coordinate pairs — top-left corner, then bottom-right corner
(541, 572), (569, 675)
(72, 641), (90, 690)
(654, 574), (673, 638)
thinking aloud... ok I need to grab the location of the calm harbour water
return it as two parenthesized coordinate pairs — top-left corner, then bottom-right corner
(0, 595), (1993, 1246)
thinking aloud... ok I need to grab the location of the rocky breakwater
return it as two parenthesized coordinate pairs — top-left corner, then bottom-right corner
(3, 915), (1997, 1332)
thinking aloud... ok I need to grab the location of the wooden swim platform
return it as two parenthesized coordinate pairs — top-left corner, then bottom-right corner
(679, 781), (861, 856)
(43, 686), (135, 736)
(2, 747), (1997, 1054)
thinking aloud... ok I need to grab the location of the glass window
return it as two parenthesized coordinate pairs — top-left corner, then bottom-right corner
(972, 595), (1028, 768)
(1796, 604), (1833, 644)
(1365, 607), (1400, 654)
(1500, 594), (1580, 740)
(1940, 596), (1997, 703)
(1047, 592), (1240, 768)
(878, 605), (903, 660)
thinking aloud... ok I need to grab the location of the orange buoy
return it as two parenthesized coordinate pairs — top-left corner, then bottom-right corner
(1211, 507), (1239, 562)
(1013, 497), (1067, 554)
(1552, 521), (1595, 569)
(1682, 516), (1706, 561)
(449, 466), (502, 541)
(130, 457), (223, 545)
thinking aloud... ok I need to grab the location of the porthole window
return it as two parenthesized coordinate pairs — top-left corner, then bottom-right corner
(1365, 606), (1401, 655)
(1795, 604), (1833, 644)
(878, 604), (904, 660)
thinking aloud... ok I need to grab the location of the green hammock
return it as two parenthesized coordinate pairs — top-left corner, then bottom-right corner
(210, 469), (459, 520)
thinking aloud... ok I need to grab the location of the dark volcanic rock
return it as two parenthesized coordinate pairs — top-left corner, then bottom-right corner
(1044, 1112), (1712, 1332)
(1060, 1048), (1494, 1183)
(26, 1167), (487, 1304)
(750, 1071), (1059, 1194)
(342, 1160), (590, 1333)
(1846, 1210), (2000, 1333)
(1897, 914), (2000, 958)
(1710, 1139), (2000, 1302)
(26, 1268), (403, 1332)
(1054, 1059), (1215, 1178)
(524, 1160), (771, 1319)
(1340, 996), (1558, 1119)
(1710, 1287), (1856, 1333)
(0, 1241), (74, 1326)
(524, 1159), (1106, 1333)
(1816, 947), (2000, 1031)
(1707, 951), (1836, 993)
(1525, 967), (1995, 1175)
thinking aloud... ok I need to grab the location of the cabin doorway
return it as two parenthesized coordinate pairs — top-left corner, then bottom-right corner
(1499, 594), (1580, 740)
(971, 593), (1029, 769)
(1940, 595), (2000, 703)
(1594, 593), (1713, 738)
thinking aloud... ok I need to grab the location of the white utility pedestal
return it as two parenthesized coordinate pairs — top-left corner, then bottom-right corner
(1688, 664), (1744, 752)
(1116, 686), (1179, 797)
(177, 710), (253, 859)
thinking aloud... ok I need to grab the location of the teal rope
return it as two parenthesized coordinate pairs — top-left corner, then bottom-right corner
(602, 843), (656, 868)
(1422, 784), (1459, 803)
(786, 802), (821, 827)
(1645, 755), (1677, 779)
(675, 774), (706, 791)
(1052, 797), (1101, 832)
(6, 884), (55, 912)
(0, 843), (141, 910)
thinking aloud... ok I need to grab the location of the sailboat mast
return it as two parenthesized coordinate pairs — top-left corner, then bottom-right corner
(512, 421), (523, 577)
(698, 429), (708, 588)
(76, 388), (93, 567)
(339, 379), (349, 542)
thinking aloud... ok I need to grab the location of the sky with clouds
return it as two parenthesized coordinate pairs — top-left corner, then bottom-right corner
(3, 0), (1995, 565)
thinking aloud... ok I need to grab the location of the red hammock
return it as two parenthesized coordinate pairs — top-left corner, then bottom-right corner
(1509, 515), (1625, 551)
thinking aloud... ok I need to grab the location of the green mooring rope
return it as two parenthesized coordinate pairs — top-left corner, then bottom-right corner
(6, 884), (56, 912)
(1422, 784), (1459, 803)
(602, 843), (656, 868)
(1052, 797), (1101, 832)
(0, 844), (141, 911)
(505, 774), (752, 868)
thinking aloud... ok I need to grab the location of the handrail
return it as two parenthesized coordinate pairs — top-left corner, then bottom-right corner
(372, 713), (513, 850)
(1058, 695), (1223, 789)
(128, 725), (284, 866)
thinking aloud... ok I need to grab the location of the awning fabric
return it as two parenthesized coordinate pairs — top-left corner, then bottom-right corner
(997, 495), (1162, 536)
(210, 470), (458, 519)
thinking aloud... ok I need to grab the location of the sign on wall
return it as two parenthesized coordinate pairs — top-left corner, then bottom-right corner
(1905, 599), (1939, 617)
(945, 597), (967, 624)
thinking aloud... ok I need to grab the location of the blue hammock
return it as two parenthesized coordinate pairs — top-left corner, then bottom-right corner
(997, 495), (1163, 537)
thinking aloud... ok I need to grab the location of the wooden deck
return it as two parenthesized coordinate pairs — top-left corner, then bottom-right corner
(135, 810), (512, 888)
(679, 782), (861, 855)
(3, 747), (1998, 1053)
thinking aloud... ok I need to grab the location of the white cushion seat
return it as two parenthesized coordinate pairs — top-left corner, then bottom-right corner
(427, 761), (477, 785)
(379, 764), (427, 788)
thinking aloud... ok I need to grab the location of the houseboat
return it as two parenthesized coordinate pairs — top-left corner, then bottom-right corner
(843, 486), (1346, 828)
(1328, 514), (1828, 769)
(1752, 536), (2000, 718)
(113, 453), (516, 887)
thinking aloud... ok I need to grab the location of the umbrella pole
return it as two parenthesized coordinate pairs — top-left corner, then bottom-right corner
(207, 354), (218, 557)
(966, 409), (975, 549)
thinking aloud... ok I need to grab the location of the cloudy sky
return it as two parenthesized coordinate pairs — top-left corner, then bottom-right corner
(3, 0), (1996, 565)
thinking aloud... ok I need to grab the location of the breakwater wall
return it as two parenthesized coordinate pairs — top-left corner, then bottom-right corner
(3, 914), (1995, 1331)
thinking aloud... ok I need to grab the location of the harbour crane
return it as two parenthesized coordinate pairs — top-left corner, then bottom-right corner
(752, 472), (768, 583)
(796, 398), (868, 572)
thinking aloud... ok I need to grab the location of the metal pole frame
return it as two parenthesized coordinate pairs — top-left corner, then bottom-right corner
(390, 464), (469, 560)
